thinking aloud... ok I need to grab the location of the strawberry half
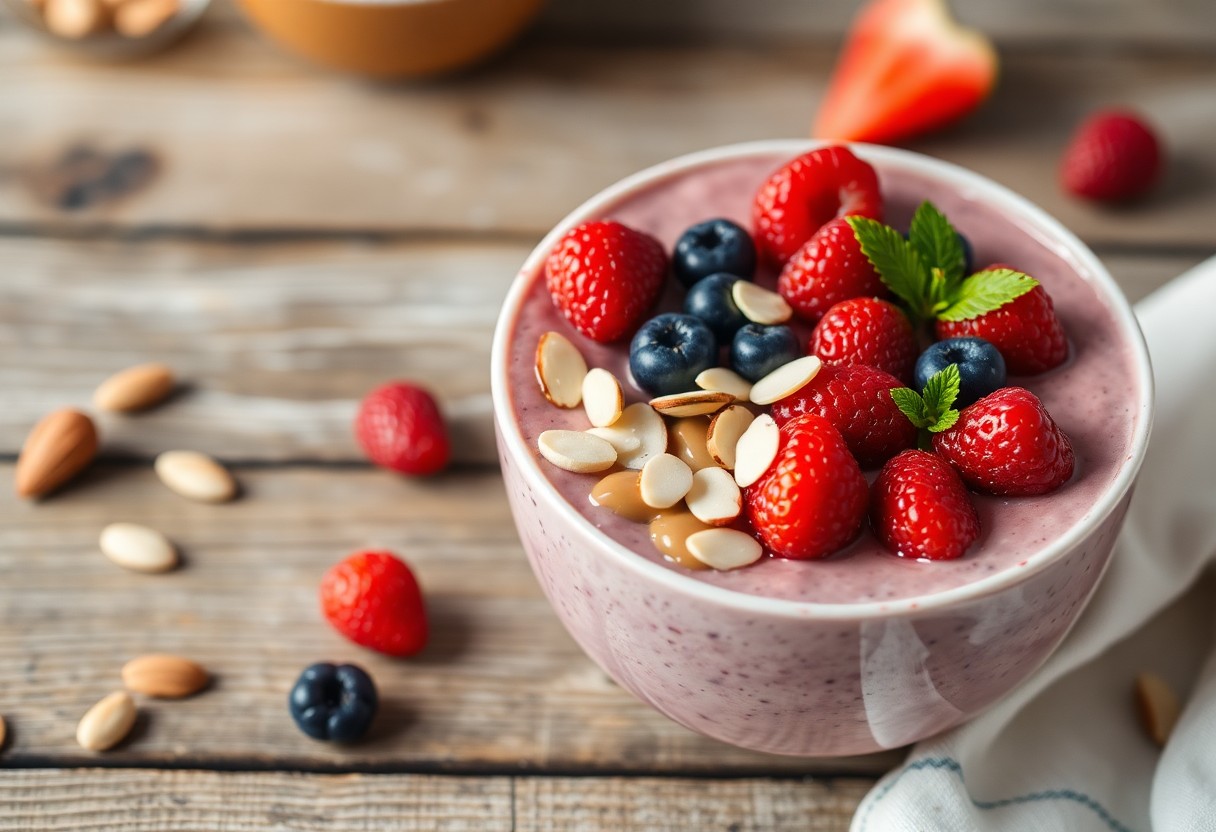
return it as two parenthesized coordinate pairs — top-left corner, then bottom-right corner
(813, 0), (998, 145)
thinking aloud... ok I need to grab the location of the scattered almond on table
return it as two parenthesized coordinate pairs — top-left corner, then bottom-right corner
(0, 714), (7, 751)
(93, 362), (176, 413)
(76, 691), (137, 752)
(30, 0), (181, 40)
(99, 522), (179, 573)
(1135, 672), (1181, 747)
(122, 654), (208, 698)
(154, 450), (238, 503)
(14, 408), (98, 499)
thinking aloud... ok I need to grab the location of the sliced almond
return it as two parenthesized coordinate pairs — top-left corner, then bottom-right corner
(535, 331), (588, 409)
(76, 691), (136, 752)
(587, 426), (641, 455)
(582, 368), (624, 428)
(99, 522), (178, 574)
(706, 405), (755, 470)
(639, 453), (694, 509)
(1135, 672), (1181, 747)
(93, 362), (176, 413)
(154, 451), (237, 503)
(695, 367), (752, 401)
(538, 430), (617, 473)
(604, 403), (667, 470)
(750, 356), (823, 406)
(685, 467), (742, 526)
(686, 528), (763, 570)
(732, 281), (792, 325)
(650, 391), (734, 419)
(15, 408), (98, 499)
(733, 414), (780, 488)
(122, 654), (208, 699)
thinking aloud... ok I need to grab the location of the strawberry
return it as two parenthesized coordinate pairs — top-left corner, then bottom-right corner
(1061, 110), (1163, 202)
(320, 550), (428, 657)
(778, 217), (888, 324)
(935, 273), (1068, 375)
(752, 145), (883, 267)
(813, 0), (997, 145)
(809, 297), (918, 382)
(933, 387), (1075, 496)
(744, 413), (868, 560)
(770, 363), (916, 468)
(355, 382), (450, 476)
(871, 449), (980, 561)
(545, 220), (667, 343)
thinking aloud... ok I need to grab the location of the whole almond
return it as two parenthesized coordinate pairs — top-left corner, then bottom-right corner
(99, 522), (178, 573)
(15, 408), (98, 499)
(113, 0), (179, 38)
(42, 0), (106, 39)
(154, 450), (237, 503)
(93, 363), (175, 413)
(1135, 672), (1180, 747)
(0, 714), (7, 750)
(122, 654), (208, 698)
(76, 691), (136, 751)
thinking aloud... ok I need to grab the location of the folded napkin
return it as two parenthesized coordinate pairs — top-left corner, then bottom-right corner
(852, 256), (1216, 832)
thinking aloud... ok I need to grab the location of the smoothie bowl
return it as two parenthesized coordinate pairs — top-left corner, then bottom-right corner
(490, 140), (1153, 756)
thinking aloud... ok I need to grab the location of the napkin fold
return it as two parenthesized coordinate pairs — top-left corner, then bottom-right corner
(852, 256), (1216, 832)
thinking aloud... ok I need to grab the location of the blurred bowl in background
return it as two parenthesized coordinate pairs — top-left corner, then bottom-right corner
(235, 0), (546, 79)
(1, 0), (212, 60)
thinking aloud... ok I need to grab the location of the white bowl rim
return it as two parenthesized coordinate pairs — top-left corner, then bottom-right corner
(490, 139), (1155, 622)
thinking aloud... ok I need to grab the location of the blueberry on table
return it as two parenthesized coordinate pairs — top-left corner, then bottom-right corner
(289, 662), (378, 742)
(672, 218), (757, 287)
(683, 272), (749, 340)
(629, 313), (718, 397)
(915, 336), (1006, 408)
(731, 324), (801, 382)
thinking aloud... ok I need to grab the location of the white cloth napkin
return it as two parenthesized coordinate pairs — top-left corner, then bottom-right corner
(852, 256), (1216, 832)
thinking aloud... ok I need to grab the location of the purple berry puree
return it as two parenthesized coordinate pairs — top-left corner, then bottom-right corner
(505, 152), (1139, 605)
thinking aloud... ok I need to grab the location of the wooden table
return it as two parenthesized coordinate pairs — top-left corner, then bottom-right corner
(0, 1), (1212, 828)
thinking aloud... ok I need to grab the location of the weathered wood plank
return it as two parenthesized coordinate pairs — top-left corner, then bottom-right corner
(0, 769), (865, 831)
(0, 463), (898, 776)
(0, 237), (1197, 462)
(0, 30), (1213, 249)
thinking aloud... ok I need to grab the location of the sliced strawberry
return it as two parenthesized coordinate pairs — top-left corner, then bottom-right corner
(753, 146), (883, 267)
(813, 0), (997, 145)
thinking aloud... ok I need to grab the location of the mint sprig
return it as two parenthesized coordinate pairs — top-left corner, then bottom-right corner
(891, 364), (962, 443)
(846, 202), (1039, 326)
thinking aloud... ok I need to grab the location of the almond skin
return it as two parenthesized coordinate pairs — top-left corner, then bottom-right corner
(121, 654), (208, 698)
(76, 691), (136, 751)
(93, 363), (175, 413)
(15, 408), (98, 499)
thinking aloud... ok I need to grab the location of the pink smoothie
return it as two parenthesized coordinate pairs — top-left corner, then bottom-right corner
(505, 151), (1139, 605)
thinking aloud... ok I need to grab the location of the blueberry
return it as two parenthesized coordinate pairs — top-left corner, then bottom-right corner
(629, 313), (718, 397)
(289, 662), (378, 742)
(683, 272), (749, 340)
(672, 218), (756, 287)
(731, 324), (800, 382)
(915, 337), (1006, 408)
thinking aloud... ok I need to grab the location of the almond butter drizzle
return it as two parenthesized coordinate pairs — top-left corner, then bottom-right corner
(590, 470), (661, 524)
(648, 511), (713, 570)
(668, 417), (720, 472)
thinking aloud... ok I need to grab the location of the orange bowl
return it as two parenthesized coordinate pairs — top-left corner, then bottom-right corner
(236, 0), (545, 79)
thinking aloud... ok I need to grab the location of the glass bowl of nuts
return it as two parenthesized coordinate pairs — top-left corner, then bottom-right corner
(3, 0), (211, 58)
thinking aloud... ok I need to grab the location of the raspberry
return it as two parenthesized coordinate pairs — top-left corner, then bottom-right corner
(778, 217), (888, 324)
(320, 550), (428, 657)
(809, 297), (918, 383)
(545, 220), (667, 343)
(355, 382), (450, 476)
(936, 279), (1067, 376)
(1061, 110), (1163, 202)
(871, 449), (980, 561)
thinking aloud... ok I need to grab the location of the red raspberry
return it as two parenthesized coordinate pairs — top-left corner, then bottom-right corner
(1061, 110), (1163, 202)
(936, 276), (1067, 376)
(933, 387), (1075, 496)
(744, 413), (868, 560)
(770, 363), (916, 469)
(355, 382), (450, 476)
(871, 450), (980, 561)
(544, 220), (667, 343)
(321, 550), (428, 657)
(753, 146), (883, 267)
(778, 217), (888, 324)
(809, 297), (918, 383)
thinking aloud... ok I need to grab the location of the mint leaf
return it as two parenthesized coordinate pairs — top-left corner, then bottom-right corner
(938, 268), (1039, 322)
(921, 363), (960, 419)
(932, 408), (960, 433)
(890, 365), (962, 435)
(908, 201), (965, 293)
(891, 387), (929, 427)
(846, 216), (929, 318)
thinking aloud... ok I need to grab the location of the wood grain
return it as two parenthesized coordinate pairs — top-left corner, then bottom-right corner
(0, 30), (1213, 249)
(0, 463), (899, 776)
(0, 237), (1196, 463)
(0, 769), (866, 831)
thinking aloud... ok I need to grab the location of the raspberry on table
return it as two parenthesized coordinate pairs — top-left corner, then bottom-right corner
(1060, 110), (1163, 202)
(355, 382), (450, 476)
(320, 550), (428, 657)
